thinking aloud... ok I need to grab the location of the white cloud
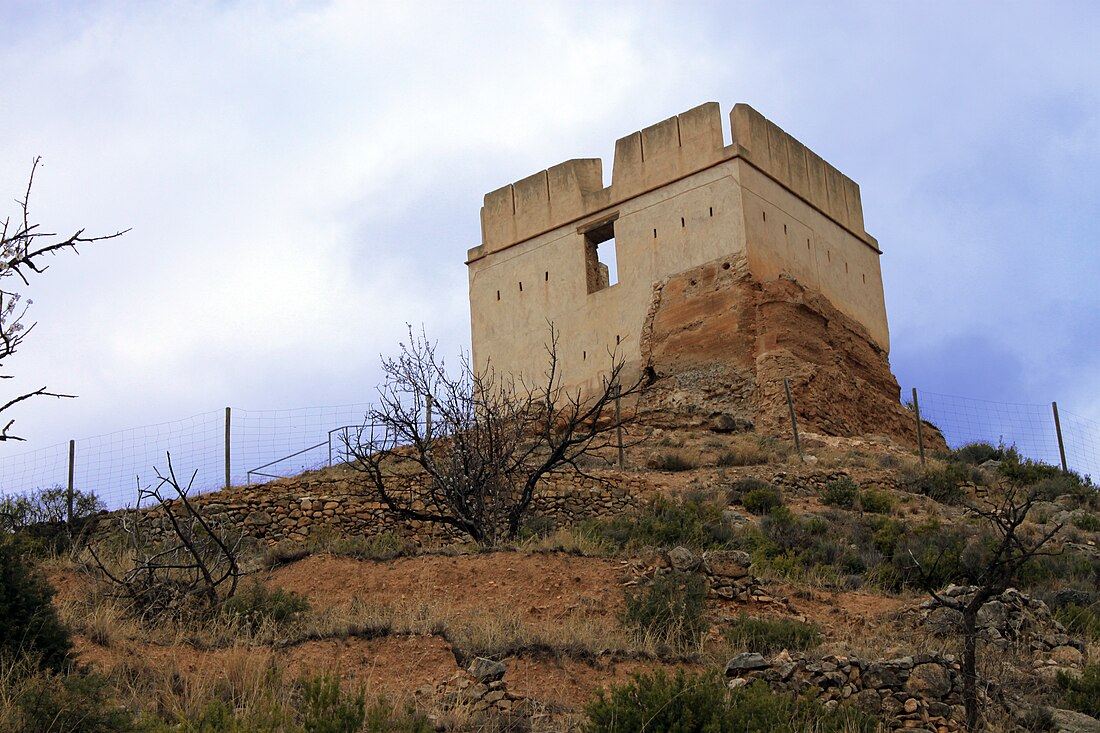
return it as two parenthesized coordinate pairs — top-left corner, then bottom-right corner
(1, 0), (1098, 466)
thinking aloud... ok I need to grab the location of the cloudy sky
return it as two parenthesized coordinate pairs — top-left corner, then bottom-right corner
(2, 1), (1098, 484)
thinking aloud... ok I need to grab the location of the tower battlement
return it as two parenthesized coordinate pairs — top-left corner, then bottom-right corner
(471, 103), (874, 263)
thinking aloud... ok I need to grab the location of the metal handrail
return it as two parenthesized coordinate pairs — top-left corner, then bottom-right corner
(246, 440), (326, 485)
(244, 423), (377, 485)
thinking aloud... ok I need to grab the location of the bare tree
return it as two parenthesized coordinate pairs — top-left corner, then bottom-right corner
(910, 486), (1063, 731)
(1, 156), (128, 441)
(348, 327), (647, 546)
(85, 453), (242, 621)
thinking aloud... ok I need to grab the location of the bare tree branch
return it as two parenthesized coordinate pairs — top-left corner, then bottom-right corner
(0, 156), (128, 441)
(348, 324), (649, 546)
(82, 453), (241, 621)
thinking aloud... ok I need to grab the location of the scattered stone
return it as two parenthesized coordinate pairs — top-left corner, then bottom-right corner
(468, 658), (507, 684)
(862, 663), (903, 689)
(702, 550), (751, 578)
(1051, 646), (1085, 667)
(906, 663), (952, 699)
(667, 545), (699, 571)
(1049, 708), (1100, 733)
(725, 653), (769, 675)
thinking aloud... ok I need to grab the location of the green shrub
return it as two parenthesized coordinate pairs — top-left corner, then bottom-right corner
(622, 570), (708, 646)
(822, 479), (858, 509)
(589, 495), (733, 551)
(859, 489), (894, 515)
(999, 454), (1065, 487)
(1056, 664), (1100, 718)
(0, 538), (72, 672)
(585, 670), (726, 732)
(867, 516), (905, 557)
(742, 487), (783, 515)
(1053, 604), (1100, 642)
(518, 514), (556, 540)
(584, 671), (876, 733)
(337, 533), (415, 561)
(1073, 513), (1100, 532)
(727, 478), (772, 505)
(948, 442), (1006, 466)
(889, 520), (969, 591)
(223, 580), (310, 631)
(0, 486), (104, 532)
(1017, 552), (1100, 595)
(1, 486), (105, 556)
(906, 464), (968, 504)
(724, 615), (821, 655)
(11, 669), (136, 733)
(300, 674), (365, 733)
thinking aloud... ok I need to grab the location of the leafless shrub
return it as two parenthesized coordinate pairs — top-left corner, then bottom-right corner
(84, 453), (242, 622)
(349, 326), (648, 546)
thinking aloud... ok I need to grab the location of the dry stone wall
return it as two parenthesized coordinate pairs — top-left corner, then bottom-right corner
(725, 650), (969, 732)
(90, 466), (643, 546)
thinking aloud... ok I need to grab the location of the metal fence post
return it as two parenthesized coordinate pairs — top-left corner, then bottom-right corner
(912, 388), (926, 467)
(783, 378), (802, 459)
(224, 407), (232, 490)
(614, 385), (624, 469)
(66, 439), (75, 525)
(1052, 401), (1068, 473)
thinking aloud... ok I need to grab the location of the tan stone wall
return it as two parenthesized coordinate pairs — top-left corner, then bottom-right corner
(468, 102), (888, 398)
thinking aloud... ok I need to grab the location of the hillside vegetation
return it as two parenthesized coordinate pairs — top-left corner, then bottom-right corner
(2, 429), (1099, 732)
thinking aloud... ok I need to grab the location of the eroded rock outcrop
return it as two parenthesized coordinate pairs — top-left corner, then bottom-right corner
(639, 253), (943, 449)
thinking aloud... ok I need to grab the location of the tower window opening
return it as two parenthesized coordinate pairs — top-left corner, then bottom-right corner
(681, 217), (685, 227)
(584, 219), (619, 293)
(545, 271), (549, 281)
(519, 281), (523, 292)
(496, 290), (500, 301)
(709, 206), (713, 216)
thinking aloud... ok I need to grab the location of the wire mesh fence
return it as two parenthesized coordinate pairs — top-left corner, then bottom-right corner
(2, 388), (1097, 513)
(0, 403), (376, 510)
(915, 390), (1099, 482)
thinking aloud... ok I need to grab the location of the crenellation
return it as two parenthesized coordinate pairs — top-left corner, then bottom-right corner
(728, 103), (869, 243)
(481, 183), (516, 253)
(827, 165), (849, 228)
(513, 169), (551, 241)
(765, 117), (791, 187)
(479, 102), (738, 259)
(805, 147), (830, 217)
(842, 175), (864, 232)
(729, 103), (772, 171)
(610, 130), (644, 198)
(546, 158), (603, 224)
